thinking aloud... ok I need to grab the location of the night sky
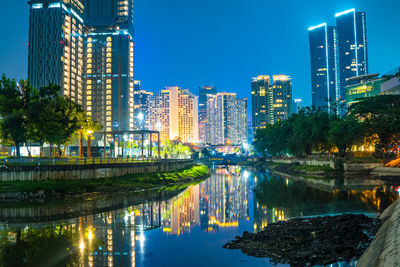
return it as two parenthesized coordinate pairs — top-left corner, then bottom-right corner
(1, 0), (399, 106)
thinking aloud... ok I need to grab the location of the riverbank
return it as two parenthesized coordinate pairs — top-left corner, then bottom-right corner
(224, 214), (380, 266)
(357, 199), (400, 267)
(0, 164), (209, 201)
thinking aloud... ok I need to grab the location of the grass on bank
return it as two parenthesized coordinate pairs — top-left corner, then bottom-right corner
(293, 164), (334, 172)
(0, 164), (209, 195)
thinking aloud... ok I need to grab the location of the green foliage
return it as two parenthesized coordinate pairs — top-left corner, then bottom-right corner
(253, 105), (372, 158)
(349, 95), (400, 156)
(254, 107), (333, 157)
(0, 75), (101, 156)
(328, 116), (364, 157)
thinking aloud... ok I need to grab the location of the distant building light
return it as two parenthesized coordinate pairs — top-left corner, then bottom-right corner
(49, 3), (61, 8)
(335, 8), (355, 17)
(308, 23), (326, 31)
(32, 3), (43, 9)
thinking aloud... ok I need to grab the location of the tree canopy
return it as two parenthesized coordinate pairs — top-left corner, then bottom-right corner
(0, 75), (101, 157)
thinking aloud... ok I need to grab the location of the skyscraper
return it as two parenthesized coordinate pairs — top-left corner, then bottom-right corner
(198, 85), (217, 144)
(85, 0), (135, 132)
(133, 81), (153, 130)
(308, 23), (339, 109)
(269, 75), (293, 124)
(150, 87), (198, 143)
(335, 9), (368, 100)
(251, 75), (270, 131)
(28, 0), (85, 105)
(206, 93), (248, 146)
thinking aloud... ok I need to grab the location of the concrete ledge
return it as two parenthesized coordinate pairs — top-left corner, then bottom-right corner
(371, 167), (400, 177)
(0, 160), (193, 181)
(357, 200), (400, 267)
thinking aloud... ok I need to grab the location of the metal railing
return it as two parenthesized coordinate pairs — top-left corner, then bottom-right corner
(0, 156), (191, 167)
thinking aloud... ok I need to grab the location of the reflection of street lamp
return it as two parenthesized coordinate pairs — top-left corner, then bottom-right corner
(87, 130), (93, 158)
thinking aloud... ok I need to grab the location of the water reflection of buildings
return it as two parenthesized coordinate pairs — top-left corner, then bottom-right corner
(161, 186), (200, 235)
(200, 166), (249, 232)
(2, 168), (400, 266)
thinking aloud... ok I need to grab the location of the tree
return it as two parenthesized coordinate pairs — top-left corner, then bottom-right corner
(349, 95), (400, 157)
(328, 116), (365, 157)
(254, 122), (287, 157)
(0, 76), (33, 157)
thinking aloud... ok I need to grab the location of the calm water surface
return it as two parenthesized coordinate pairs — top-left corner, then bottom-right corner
(1, 166), (399, 267)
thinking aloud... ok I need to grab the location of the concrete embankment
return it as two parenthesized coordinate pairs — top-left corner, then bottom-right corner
(0, 159), (193, 181)
(271, 158), (400, 178)
(357, 199), (400, 267)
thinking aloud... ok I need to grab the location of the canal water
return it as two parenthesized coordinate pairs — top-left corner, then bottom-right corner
(0, 166), (399, 267)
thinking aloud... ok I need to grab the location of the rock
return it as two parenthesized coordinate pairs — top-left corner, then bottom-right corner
(223, 214), (380, 267)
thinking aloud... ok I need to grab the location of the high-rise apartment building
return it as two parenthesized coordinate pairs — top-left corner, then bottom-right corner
(206, 93), (248, 146)
(269, 75), (293, 124)
(198, 85), (217, 144)
(251, 75), (270, 131)
(336, 9), (368, 100)
(150, 87), (198, 143)
(84, 0), (135, 132)
(28, 0), (85, 105)
(133, 81), (153, 130)
(308, 23), (339, 109)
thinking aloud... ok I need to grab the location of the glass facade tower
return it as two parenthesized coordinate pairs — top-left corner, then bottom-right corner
(335, 9), (368, 100)
(308, 23), (339, 109)
(28, 0), (85, 105)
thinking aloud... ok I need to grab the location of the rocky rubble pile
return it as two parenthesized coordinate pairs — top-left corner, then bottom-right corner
(223, 214), (380, 266)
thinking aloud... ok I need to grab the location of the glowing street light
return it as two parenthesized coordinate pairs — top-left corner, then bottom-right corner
(87, 130), (93, 158)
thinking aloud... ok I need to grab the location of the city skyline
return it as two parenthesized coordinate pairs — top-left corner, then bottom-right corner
(2, 0), (400, 107)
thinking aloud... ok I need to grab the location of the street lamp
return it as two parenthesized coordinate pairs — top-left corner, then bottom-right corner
(87, 130), (93, 158)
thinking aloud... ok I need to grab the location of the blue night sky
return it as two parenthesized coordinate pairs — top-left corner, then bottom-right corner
(1, 0), (399, 106)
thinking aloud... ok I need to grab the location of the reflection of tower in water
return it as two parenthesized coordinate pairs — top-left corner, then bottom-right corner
(161, 185), (200, 235)
(200, 167), (250, 231)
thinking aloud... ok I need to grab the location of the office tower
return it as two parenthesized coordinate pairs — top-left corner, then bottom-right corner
(133, 82), (153, 130)
(335, 9), (368, 100)
(293, 99), (303, 114)
(85, 0), (135, 132)
(198, 85), (217, 144)
(251, 76), (270, 131)
(269, 75), (292, 124)
(28, 0), (85, 105)
(308, 23), (339, 109)
(149, 87), (198, 143)
(206, 93), (248, 146)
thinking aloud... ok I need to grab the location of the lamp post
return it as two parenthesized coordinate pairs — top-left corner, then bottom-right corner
(87, 130), (93, 158)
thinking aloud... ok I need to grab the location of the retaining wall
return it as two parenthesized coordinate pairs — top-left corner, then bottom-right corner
(0, 160), (193, 182)
(357, 199), (400, 267)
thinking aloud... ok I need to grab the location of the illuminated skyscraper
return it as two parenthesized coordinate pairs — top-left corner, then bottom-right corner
(335, 9), (368, 100)
(85, 0), (135, 132)
(308, 23), (339, 109)
(206, 93), (248, 146)
(269, 75), (292, 124)
(150, 87), (198, 143)
(251, 75), (270, 131)
(198, 85), (217, 144)
(133, 81), (153, 130)
(28, 0), (85, 105)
